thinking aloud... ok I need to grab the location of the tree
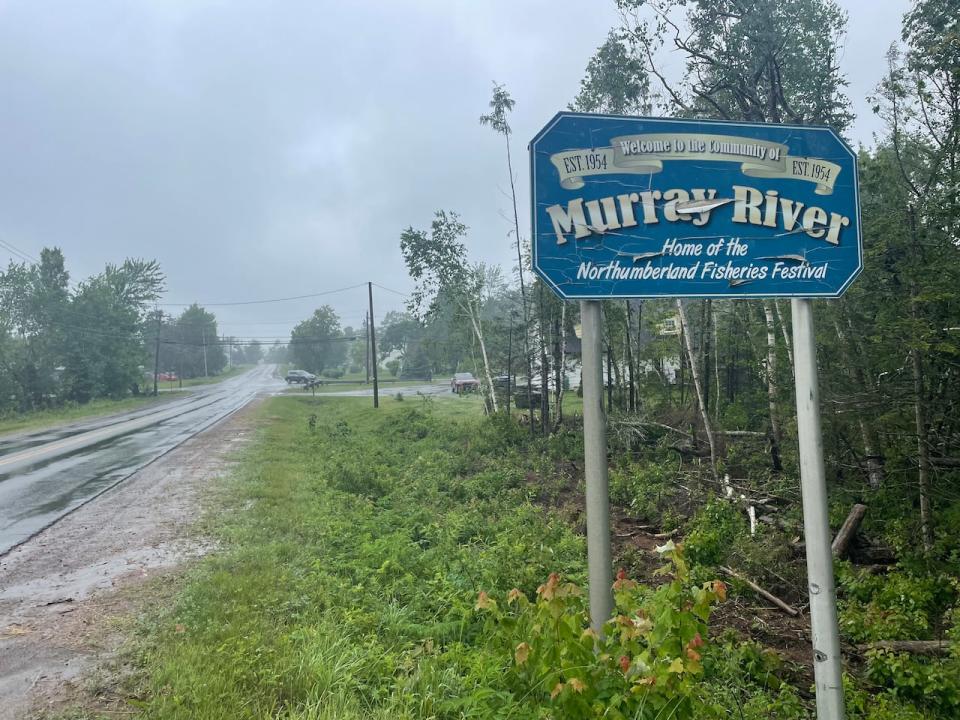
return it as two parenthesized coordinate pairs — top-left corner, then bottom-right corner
(481, 83), (534, 421)
(618, 0), (852, 128)
(571, 30), (651, 115)
(0, 250), (163, 409)
(289, 306), (347, 375)
(62, 259), (164, 400)
(174, 305), (226, 378)
(400, 211), (499, 411)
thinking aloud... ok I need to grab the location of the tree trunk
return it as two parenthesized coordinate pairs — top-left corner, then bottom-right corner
(464, 299), (498, 413)
(538, 286), (550, 434)
(625, 300), (636, 412)
(611, 346), (623, 409)
(911, 329), (933, 554)
(555, 302), (566, 424)
(833, 315), (885, 488)
(832, 503), (868, 558)
(676, 300), (718, 478)
(502, 134), (535, 434)
(774, 300), (794, 368)
(762, 301), (783, 472)
(701, 299), (712, 417)
(712, 301), (722, 420)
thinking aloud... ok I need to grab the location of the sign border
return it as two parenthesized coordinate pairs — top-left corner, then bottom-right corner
(529, 111), (863, 300)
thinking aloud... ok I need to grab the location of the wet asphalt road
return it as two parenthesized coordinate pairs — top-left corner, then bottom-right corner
(0, 365), (283, 556)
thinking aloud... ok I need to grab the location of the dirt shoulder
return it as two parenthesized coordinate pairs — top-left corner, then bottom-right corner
(0, 399), (264, 720)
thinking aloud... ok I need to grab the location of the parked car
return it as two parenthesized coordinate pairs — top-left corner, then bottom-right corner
(285, 369), (317, 384)
(451, 372), (481, 394)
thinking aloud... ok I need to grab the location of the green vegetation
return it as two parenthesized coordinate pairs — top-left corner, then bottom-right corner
(127, 396), (584, 718)
(177, 364), (252, 388)
(0, 393), (182, 438)
(95, 397), (954, 719)
(0, 250), (164, 412)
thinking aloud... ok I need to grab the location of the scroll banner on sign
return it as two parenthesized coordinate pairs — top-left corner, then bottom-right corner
(550, 133), (841, 194)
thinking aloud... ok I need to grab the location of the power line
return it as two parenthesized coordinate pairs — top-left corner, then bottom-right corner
(158, 283), (367, 307)
(372, 282), (409, 298)
(0, 236), (39, 264)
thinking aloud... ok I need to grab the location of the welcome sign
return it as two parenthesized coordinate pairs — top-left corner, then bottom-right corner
(530, 113), (862, 299)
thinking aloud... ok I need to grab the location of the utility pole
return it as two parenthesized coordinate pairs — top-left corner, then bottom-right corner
(201, 328), (209, 377)
(368, 282), (379, 408)
(153, 309), (162, 396)
(365, 310), (371, 384)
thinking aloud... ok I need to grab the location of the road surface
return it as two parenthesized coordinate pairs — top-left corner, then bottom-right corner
(0, 365), (283, 556)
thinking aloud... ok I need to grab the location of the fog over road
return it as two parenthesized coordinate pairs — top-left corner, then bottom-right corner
(0, 365), (283, 555)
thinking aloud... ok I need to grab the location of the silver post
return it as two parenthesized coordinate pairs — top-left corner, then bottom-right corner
(791, 298), (845, 719)
(580, 300), (612, 633)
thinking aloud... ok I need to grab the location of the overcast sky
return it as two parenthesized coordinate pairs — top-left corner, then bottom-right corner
(0, 0), (910, 341)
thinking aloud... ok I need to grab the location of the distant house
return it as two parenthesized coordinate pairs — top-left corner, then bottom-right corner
(656, 314), (681, 336)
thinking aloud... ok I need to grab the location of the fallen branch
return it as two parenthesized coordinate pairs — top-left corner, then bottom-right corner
(615, 526), (654, 538)
(859, 640), (951, 656)
(720, 565), (800, 617)
(653, 529), (680, 539)
(832, 503), (867, 558)
(610, 419), (694, 440)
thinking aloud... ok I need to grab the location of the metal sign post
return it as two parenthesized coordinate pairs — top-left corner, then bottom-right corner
(792, 298), (845, 717)
(580, 299), (613, 632)
(530, 113), (862, 717)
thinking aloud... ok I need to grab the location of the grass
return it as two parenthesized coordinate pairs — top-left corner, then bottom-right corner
(0, 393), (185, 438)
(124, 394), (585, 719)
(57, 390), (950, 719)
(279, 377), (443, 395)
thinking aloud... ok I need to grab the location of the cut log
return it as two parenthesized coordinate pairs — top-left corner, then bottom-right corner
(832, 504), (867, 558)
(720, 565), (800, 617)
(859, 640), (950, 656)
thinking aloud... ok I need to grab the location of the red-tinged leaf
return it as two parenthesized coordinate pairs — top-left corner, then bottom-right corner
(515, 642), (531, 665)
(475, 590), (496, 611)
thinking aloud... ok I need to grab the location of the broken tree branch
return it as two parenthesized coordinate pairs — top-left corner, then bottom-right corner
(720, 565), (800, 617)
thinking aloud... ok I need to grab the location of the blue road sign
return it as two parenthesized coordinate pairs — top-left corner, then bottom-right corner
(529, 113), (862, 299)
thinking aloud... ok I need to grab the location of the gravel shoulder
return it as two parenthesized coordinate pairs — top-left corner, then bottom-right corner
(0, 400), (264, 719)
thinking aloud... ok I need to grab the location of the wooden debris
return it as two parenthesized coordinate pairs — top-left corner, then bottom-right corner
(652, 529), (680, 539)
(831, 503), (867, 558)
(720, 565), (800, 617)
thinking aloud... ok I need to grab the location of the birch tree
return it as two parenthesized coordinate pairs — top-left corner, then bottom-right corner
(400, 211), (499, 412)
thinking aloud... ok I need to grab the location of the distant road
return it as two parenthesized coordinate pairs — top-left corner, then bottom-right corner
(0, 365), (283, 555)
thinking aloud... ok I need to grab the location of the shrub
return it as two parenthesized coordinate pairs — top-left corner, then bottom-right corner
(473, 542), (727, 719)
(684, 498), (749, 568)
